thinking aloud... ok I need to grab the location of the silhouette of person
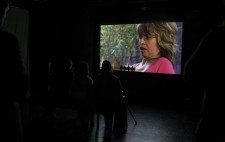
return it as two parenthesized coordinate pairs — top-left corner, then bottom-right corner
(133, 22), (178, 74)
(184, 19), (225, 142)
(1, 0), (28, 141)
(93, 60), (123, 130)
(71, 61), (93, 132)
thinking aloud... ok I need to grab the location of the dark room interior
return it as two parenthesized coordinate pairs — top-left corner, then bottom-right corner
(1, 0), (225, 142)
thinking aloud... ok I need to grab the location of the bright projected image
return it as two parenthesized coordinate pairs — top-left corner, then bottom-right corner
(100, 22), (183, 74)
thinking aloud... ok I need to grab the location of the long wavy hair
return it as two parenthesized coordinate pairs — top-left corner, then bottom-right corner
(137, 22), (178, 62)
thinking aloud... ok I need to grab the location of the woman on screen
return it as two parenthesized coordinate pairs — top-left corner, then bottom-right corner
(133, 22), (178, 74)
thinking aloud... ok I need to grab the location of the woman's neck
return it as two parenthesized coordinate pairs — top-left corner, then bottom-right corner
(144, 56), (161, 63)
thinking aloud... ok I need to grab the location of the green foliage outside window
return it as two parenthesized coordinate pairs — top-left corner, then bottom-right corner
(100, 24), (138, 69)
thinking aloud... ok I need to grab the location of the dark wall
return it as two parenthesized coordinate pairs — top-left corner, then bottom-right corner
(27, 1), (224, 111)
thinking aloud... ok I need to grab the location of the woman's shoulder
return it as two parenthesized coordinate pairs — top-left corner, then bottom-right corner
(154, 57), (174, 74)
(158, 57), (170, 61)
(155, 57), (172, 64)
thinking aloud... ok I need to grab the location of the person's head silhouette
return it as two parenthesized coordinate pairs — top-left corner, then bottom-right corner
(101, 60), (112, 73)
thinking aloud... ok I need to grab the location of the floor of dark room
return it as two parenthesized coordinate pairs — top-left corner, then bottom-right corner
(23, 100), (199, 142)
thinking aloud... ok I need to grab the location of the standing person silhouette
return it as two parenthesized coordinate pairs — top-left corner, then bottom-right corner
(1, 0), (28, 141)
(184, 18), (225, 142)
(94, 60), (124, 131)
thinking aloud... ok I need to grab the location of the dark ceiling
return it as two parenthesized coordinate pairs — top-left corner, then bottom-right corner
(10, 0), (224, 17)
(12, 0), (223, 9)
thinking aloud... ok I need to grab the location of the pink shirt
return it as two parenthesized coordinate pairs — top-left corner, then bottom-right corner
(134, 57), (175, 74)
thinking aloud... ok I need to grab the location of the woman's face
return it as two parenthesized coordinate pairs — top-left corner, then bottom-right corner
(138, 36), (160, 60)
